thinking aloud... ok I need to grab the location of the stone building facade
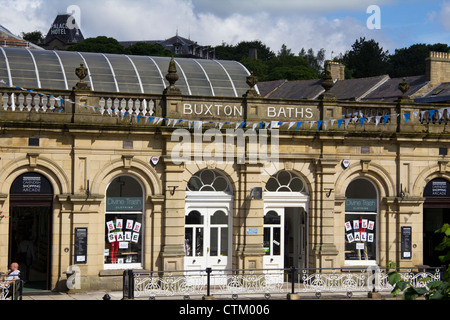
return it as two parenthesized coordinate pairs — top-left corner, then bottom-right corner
(0, 48), (449, 291)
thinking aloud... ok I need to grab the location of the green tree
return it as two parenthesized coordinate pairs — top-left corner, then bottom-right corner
(21, 30), (44, 45)
(125, 42), (172, 57)
(388, 223), (450, 300)
(67, 36), (125, 54)
(388, 43), (450, 78)
(299, 48), (326, 76)
(340, 37), (390, 78)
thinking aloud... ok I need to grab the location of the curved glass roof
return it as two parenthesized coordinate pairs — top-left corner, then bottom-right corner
(0, 47), (256, 97)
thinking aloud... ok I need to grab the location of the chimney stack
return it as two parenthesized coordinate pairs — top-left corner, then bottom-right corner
(426, 51), (450, 86)
(328, 61), (345, 81)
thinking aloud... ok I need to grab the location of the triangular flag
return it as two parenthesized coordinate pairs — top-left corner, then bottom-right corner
(404, 112), (410, 123)
(360, 117), (366, 128)
(338, 119), (343, 129)
(375, 116), (381, 126)
(288, 122), (295, 130)
(317, 120), (323, 130)
(296, 122), (303, 130)
(383, 115), (389, 125)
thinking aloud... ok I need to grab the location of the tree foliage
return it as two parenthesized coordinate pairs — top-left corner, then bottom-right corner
(388, 223), (450, 300)
(21, 30), (44, 44)
(124, 42), (172, 57)
(67, 36), (125, 54)
(215, 41), (321, 81)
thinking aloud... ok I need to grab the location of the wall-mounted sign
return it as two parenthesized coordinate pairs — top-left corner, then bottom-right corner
(345, 198), (377, 212)
(10, 173), (53, 194)
(342, 159), (350, 168)
(150, 156), (160, 166)
(106, 197), (143, 211)
(401, 226), (412, 259)
(74, 228), (88, 264)
(424, 178), (450, 197)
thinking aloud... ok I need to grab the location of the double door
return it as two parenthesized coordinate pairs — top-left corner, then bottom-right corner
(184, 207), (230, 271)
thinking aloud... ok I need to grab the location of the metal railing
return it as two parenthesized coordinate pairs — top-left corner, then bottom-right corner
(0, 280), (23, 300)
(122, 266), (443, 300)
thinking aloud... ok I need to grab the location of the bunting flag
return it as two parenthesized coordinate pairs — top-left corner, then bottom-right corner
(0, 78), (445, 133)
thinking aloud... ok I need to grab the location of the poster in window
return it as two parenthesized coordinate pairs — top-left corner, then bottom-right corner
(115, 219), (123, 229)
(126, 219), (134, 229)
(361, 219), (368, 229)
(132, 232), (139, 243)
(345, 221), (352, 231)
(106, 221), (114, 232)
(368, 220), (375, 230)
(133, 222), (141, 233)
(368, 233), (374, 242)
(347, 233), (354, 243)
(353, 220), (359, 229)
(108, 233), (115, 243)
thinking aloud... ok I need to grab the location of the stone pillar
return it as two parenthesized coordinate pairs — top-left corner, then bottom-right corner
(236, 163), (265, 270)
(160, 162), (185, 271)
(313, 159), (339, 268)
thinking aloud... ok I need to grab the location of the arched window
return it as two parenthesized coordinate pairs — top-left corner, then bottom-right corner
(265, 170), (306, 193)
(186, 169), (232, 193)
(105, 176), (144, 268)
(344, 178), (378, 264)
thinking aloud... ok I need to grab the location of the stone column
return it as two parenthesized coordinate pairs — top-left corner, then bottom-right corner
(313, 158), (339, 268)
(235, 163), (265, 270)
(160, 161), (185, 271)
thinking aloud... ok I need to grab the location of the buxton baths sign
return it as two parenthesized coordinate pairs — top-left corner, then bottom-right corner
(182, 103), (315, 120)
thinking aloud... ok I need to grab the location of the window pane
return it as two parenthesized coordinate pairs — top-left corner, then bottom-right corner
(195, 228), (204, 256)
(221, 227), (228, 256)
(211, 210), (227, 224)
(186, 211), (203, 224)
(185, 228), (193, 256)
(344, 213), (376, 261)
(210, 227), (218, 256)
(264, 211), (280, 224)
(105, 214), (142, 264)
(264, 227), (271, 255)
(273, 227), (281, 255)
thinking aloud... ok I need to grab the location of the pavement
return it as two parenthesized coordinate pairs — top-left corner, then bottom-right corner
(18, 289), (400, 301)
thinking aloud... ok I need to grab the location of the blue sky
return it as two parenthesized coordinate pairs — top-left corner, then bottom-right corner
(0, 0), (448, 57)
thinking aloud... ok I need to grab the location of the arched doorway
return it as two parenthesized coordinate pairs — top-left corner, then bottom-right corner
(184, 169), (233, 271)
(263, 170), (309, 270)
(9, 172), (53, 290)
(423, 178), (450, 266)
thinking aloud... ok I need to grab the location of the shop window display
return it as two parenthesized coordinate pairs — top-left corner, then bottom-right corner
(344, 179), (378, 262)
(105, 176), (143, 266)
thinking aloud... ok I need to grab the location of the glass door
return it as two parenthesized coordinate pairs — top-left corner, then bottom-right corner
(185, 208), (230, 271)
(263, 209), (284, 269)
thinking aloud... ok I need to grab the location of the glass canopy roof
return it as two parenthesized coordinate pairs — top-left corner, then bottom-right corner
(0, 47), (257, 97)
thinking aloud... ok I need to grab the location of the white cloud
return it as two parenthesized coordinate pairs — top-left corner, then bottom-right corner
(439, 1), (450, 30)
(0, 0), (398, 56)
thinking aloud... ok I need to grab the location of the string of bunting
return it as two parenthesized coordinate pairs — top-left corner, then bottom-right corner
(0, 79), (446, 131)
